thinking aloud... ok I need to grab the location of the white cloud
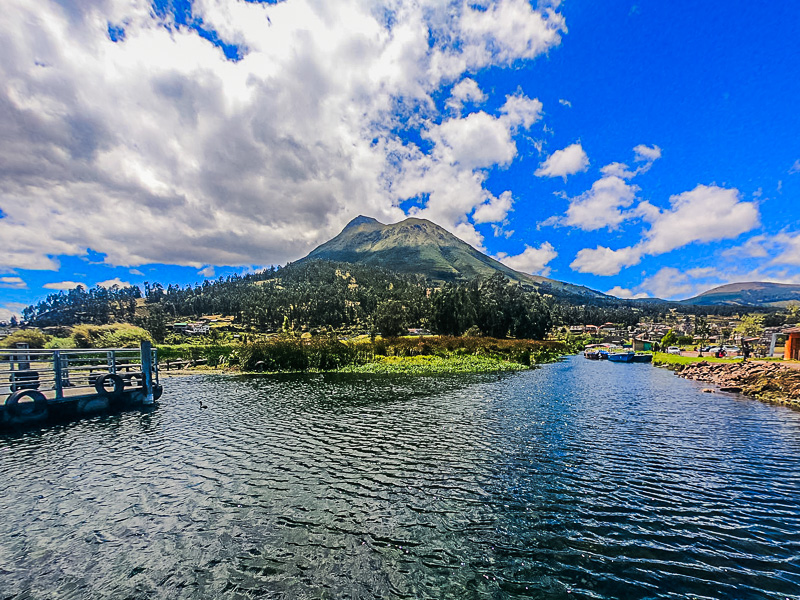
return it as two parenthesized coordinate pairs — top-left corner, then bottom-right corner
(446, 78), (486, 111)
(499, 93), (543, 130)
(535, 142), (589, 179)
(198, 266), (215, 278)
(0, 0), (565, 271)
(771, 232), (800, 265)
(599, 144), (661, 180)
(638, 267), (696, 299)
(43, 280), (86, 290)
(563, 175), (638, 231)
(473, 191), (513, 224)
(97, 277), (132, 288)
(496, 242), (557, 276)
(570, 245), (643, 276)
(789, 159), (800, 174)
(640, 185), (759, 255)
(428, 112), (517, 170)
(0, 302), (27, 322)
(0, 276), (27, 289)
(558, 98), (571, 107)
(129, 268), (144, 276)
(605, 286), (648, 299)
(599, 162), (637, 179)
(570, 184), (760, 276)
(634, 144), (661, 162)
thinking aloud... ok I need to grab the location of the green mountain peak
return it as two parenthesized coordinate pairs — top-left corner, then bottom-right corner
(301, 216), (605, 298)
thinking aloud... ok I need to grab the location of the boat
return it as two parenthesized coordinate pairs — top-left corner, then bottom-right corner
(583, 344), (607, 360)
(607, 351), (635, 363)
(632, 353), (653, 363)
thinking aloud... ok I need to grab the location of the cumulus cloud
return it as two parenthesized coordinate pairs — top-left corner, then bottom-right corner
(427, 111), (517, 170)
(637, 267), (696, 299)
(0, 0), (565, 270)
(198, 266), (215, 278)
(97, 277), (132, 288)
(535, 142), (589, 179)
(600, 144), (661, 180)
(473, 191), (513, 224)
(570, 245), (643, 276)
(634, 144), (661, 162)
(563, 175), (638, 230)
(0, 302), (27, 322)
(770, 232), (800, 265)
(500, 93), (543, 130)
(446, 78), (486, 111)
(0, 276), (27, 289)
(639, 185), (760, 255)
(43, 280), (86, 290)
(570, 184), (759, 276)
(605, 286), (648, 299)
(496, 242), (557, 276)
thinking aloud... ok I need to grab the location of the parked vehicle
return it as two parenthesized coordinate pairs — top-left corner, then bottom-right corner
(667, 346), (682, 355)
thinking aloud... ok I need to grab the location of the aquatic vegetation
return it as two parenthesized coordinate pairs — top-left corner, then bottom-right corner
(337, 354), (527, 375)
(166, 335), (572, 374)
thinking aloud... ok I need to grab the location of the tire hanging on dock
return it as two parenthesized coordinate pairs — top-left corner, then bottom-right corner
(5, 389), (48, 419)
(94, 373), (124, 400)
(151, 383), (163, 401)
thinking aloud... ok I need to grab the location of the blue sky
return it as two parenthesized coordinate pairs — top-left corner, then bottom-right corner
(1, 0), (799, 319)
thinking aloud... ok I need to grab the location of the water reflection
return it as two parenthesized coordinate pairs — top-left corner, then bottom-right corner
(2, 357), (800, 599)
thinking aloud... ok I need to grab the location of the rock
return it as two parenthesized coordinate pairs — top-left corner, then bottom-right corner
(719, 386), (743, 393)
(702, 388), (714, 393)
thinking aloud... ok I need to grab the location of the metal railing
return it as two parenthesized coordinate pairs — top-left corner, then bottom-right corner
(0, 345), (159, 403)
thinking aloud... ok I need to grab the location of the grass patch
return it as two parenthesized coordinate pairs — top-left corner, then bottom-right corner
(154, 335), (575, 375)
(652, 352), (740, 367)
(337, 354), (527, 375)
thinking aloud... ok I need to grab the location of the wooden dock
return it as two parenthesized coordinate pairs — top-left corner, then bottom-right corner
(0, 341), (162, 429)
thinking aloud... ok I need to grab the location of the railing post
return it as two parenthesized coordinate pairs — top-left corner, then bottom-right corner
(53, 350), (63, 400)
(108, 351), (117, 374)
(141, 341), (154, 405)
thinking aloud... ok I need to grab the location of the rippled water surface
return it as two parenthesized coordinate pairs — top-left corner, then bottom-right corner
(2, 357), (800, 599)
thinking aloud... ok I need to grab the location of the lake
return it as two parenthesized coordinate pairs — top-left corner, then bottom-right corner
(1, 356), (799, 599)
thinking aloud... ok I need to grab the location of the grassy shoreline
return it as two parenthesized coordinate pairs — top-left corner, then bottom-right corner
(156, 336), (578, 376)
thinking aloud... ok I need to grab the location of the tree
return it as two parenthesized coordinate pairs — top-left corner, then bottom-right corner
(373, 300), (406, 337)
(661, 330), (678, 347)
(694, 315), (710, 344)
(734, 314), (764, 339)
(142, 304), (168, 343)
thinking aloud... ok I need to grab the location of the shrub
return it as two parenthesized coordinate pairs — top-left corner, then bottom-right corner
(1, 329), (48, 349)
(71, 324), (153, 348)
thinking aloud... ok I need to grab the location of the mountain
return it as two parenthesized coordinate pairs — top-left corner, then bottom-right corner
(681, 282), (800, 307)
(299, 216), (605, 298)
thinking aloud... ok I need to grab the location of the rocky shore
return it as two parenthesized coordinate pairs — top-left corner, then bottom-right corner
(671, 361), (800, 406)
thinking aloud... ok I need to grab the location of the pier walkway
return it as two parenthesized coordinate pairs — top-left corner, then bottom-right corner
(0, 341), (161, 429)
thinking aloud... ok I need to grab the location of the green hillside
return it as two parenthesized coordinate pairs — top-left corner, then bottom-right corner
(682, 282), (800, 307)
(301, 216), (605, 298)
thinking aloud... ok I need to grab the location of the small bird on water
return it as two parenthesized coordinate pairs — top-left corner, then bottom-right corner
(198, 400), (208, 409)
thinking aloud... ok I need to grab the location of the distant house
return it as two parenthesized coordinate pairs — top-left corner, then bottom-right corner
(785, 327), (800, 361)
(632, 338), (653, 352)
(171, 322), (210, 335)
(407, 328), (432, 336)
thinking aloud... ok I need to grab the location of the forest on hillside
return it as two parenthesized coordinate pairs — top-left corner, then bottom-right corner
(21, 260), (751, 341)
